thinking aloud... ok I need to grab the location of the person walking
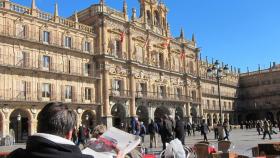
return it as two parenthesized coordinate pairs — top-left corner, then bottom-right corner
(186, 122), (192, 136)
(201, 120), (210, 142)
(175, 116), (185, 145)
(256, 121), (261, 135)
(139, 122), (146, 143)
(262, 120), (272, 140)
(160, 114), (173, 150)
(78, 124), (86, 147)
(213, 122), (218, 139)
(191, 123), (196, 136)
(223, 121), (230, 140)
(148, 119), (158, 148)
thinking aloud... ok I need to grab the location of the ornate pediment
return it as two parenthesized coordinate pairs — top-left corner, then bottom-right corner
(134, 71), (149, 80)
(109, 66), (127, 76)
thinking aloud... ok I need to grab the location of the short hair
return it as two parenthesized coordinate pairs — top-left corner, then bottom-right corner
(37, 102), (77, 137)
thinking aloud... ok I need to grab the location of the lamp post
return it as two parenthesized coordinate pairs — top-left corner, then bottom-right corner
(16, 113), (21, 143)
(207, 60), (229, 123)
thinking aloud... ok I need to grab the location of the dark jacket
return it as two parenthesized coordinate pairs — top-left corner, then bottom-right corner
(8, 135), (93, 158)
(175, 120), (185, 140)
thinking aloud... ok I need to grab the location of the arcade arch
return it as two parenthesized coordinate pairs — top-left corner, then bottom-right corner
(9, 109), (32, 143)
(111, 104), (126, 129)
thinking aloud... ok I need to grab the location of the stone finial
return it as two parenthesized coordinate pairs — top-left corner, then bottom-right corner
(100, 0), (105, 5)
(123, 0), (127, 14)
(54, 3), (59, 17)
(192, 33), (196, 43)
(131, 8), (137, 21)
(31, 0), (37, 10)
(74, 11), (78, 23)
(180, 28), (184, 39)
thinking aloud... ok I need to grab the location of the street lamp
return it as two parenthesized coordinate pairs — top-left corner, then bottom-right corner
(16, 113), (21, 143)
(207, 60), (229, 123)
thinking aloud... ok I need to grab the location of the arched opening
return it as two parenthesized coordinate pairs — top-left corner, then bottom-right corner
(266, 112), (274, 122)
(190, 105), (198, 123)
(81, 110), (96, 131)
(175, 107), (184, 119)
(0, 112), (3, 137)
(9, 109), (31, 143)
(111, 104), (126, 129)
(146, 10), (151, 24)
(154, 106), (170, 122)
(154, 11), (160, 26)
(136, 106), (149, 127)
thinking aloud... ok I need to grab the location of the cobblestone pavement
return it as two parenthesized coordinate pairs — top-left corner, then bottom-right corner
(1, 128), (280, 157)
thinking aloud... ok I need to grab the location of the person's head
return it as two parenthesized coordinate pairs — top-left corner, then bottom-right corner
(150, 119), (154, 123)
(37, 102), (77, 140)
(92, 124), (107, 139)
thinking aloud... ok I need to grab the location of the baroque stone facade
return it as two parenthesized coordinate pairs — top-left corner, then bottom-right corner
(0, 0), (239, 141)
(238, 64), (280, 123)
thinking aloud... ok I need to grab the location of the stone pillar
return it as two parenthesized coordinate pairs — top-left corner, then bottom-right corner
(130, 70), (136, 117)
(186, 102), (192, 123)
(199, 104), (203, 118)
(102, 69), (112, 127)
(30, 120), (37, 135)
(210, 113), (214, 126)
(2, 119), (9, 137)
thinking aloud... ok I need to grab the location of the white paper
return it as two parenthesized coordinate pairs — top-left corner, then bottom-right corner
(82, 127), (141, 157)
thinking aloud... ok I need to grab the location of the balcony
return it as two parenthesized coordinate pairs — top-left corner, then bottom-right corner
(135, 91), (193, 103)
(0, 1), (93, 33)
(0, 53), (100, 80)
(109, 89), (131, 99)
(202, 88), (237, 99)
(0, 24), (94, 56)
(0, 89), (100, 105)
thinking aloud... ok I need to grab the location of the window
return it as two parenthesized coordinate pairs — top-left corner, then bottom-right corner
(113, 40), (122, 57)
(159, 86), (165, 97)
(112, 80), (122, 91)
(65, 36), (72, 48)
(42, 55), (50, 70)
(84, 64), (91, 76)
(136, 46), (143, 62)
(207, 100), (210, 109)
(19, 81), (26, 99)
(213, 100), (216, 109)
(65, 86), (72, 99)
(175, 88), (181, 98)
(139, 83), (147, 96)
(159, 53), (164, 68)
(42, 83), (50, 98)
(84, 42), (90, 52)
(43, 31), (50, 44)
(16, 24), (27, 38)
(85, 88), (92, 100)
(17, 52), (24, 66)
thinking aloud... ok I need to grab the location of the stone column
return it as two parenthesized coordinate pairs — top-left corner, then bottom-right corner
(30, 120), (37, 135)
(2, 119), (9, 137)
(210, 113), (214, 126)
(102, 69), (112, 127)
(186, 102), (192, 123)
(129, 70), (136, 117)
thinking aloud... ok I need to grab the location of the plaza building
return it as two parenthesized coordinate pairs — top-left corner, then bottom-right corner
(0, 0), (239, 142)
(238, 63), (280, 123)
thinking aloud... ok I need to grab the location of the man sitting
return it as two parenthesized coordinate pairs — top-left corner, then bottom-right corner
(8, 102), (93, 158)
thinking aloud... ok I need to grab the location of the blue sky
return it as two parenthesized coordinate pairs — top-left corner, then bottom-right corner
(12, 0), (280, 72)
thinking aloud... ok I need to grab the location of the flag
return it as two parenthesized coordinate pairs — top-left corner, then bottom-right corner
(120, 31), (125, 43)
(161, 37), (171, 49)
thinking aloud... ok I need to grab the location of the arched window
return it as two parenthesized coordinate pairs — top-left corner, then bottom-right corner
(135, 45), (144, 62)
(189, 61), (194, 74)
(154, 11), (160, 26)
(146, 10), (151, 24)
